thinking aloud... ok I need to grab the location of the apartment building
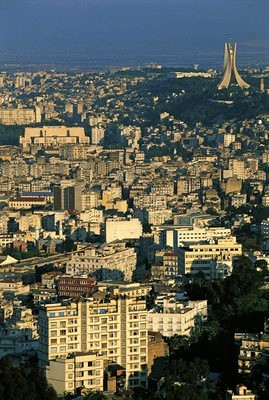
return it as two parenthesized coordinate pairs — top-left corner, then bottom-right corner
(38, 295), (148, 388)
(58, 275), (96, 299)
(46, 352), (104, 395)
(148, 299), (207, 337)
(0, 106), (41, 125)
(235, 332), (269, 374)
(152, 225), (231, 250)
(66, 242), (137, 282)
(178, 237), (242, 279)
(8, 196), (47, 210)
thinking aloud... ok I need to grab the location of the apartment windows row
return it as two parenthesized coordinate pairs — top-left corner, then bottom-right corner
(50, 319), (78, 328)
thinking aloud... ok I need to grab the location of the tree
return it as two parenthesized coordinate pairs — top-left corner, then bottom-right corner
(0, 357), (57, 400)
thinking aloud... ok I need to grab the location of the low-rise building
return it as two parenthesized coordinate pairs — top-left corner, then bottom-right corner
(178, 237), (242, 279)
(226, 384), (255, 400)
(66, 242), (137, 282)
(58, 275), (96, 299)
(46, 352), (104, 395)
(148, 299), (207, 337)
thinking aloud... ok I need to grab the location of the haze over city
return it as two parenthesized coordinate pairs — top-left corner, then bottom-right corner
(1, 0), (269, 69)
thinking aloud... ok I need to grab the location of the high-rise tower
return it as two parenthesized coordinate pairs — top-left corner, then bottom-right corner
(218, 42), (250, 90)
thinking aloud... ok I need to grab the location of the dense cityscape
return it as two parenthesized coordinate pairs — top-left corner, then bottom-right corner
(0, 42), (268, 400)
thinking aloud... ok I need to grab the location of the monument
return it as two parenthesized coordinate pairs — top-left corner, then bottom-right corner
(218, 42), (250, 90)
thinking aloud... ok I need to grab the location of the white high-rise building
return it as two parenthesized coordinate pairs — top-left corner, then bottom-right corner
(91, 125), (105, 145)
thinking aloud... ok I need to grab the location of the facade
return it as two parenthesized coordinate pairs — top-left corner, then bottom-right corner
(162, 252), (179, 278)
(226, 385), (255, 400)
(58, 275), (96, 299)
(54, 184), (83, 211)
(218, 42), (250, 90)
(178, 237), (242, 278)
(0, 106), (41, 125)
(38, 295), (148, 388)
(66, 242), (137, 282)
(236, 333), (269, 374)
(152, 225), (231, 251)
(148, 331), (169, 379)
(8, 196), (47, 210)
(46, 352), (104, 395)
(148, 300), (207, 337)
(105, 218), (143, 243)
(20, 126), (89, 150)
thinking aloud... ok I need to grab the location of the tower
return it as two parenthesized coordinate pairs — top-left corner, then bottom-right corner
(218, 42), (250, 90)
(260, 78), (265, 92)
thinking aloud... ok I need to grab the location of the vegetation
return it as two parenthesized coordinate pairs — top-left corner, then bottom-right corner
(0, 357), (57, 400)
(2, 246), (41, 260)
(0, 124), (23, 145)
(173, 256), (269, 396)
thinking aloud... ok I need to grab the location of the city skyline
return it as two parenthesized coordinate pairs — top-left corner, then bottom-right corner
(0, 0), (268, 68)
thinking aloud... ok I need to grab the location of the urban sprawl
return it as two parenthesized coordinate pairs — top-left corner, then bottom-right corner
(0, 62), (268, 399)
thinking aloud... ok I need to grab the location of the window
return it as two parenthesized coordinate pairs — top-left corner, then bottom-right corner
(68, 364), (73, 370)
(51, 347), (57, 353)
(68, 373), (73, 379)
(51, 339), (57, 344)
(49, 313), (55, 318)
(60, 346), (66, 352)
(50, 322), (57, 328)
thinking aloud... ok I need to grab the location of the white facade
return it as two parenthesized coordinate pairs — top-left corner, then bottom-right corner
(66, 242), (137, 282)
(178, 237), (242, 278)
(20, 126), (89, 149)
(148, 300), (207, 337)
(105, 218), (142, 243)
(152, 226), (231, 250)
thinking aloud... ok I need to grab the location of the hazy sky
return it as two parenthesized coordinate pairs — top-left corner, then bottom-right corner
(0, 0), (268, 66)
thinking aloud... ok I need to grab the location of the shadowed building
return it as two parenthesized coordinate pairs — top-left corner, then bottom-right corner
(218, 42), (250, 90)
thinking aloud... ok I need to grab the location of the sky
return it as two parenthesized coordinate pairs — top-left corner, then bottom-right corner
(0, 0), (268, 68)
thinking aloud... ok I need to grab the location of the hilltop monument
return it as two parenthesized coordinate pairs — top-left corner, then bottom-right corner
(218, 42), (250, 90)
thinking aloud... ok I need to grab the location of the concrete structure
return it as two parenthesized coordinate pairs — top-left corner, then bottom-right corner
(38, 295), (148, 388)
(58, 275), (96, 299)
(54, 183), (83, 212)
(235, 332), (269, 374)
(218, 42), (250, 90)
(226, 385), (255, 400)
(178, 237), (242, 279)
(20, 126), (89, 150)
(148, 331), (169, 382)
(8, 196), (47, 210)
(46, 352), (104, 395)
(66, 242), (137, 282)
(0, 106), (41, 125)
(148, 299), (207, 337)
(105, 218), (143, 243)
(152, 225), (231, 251)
